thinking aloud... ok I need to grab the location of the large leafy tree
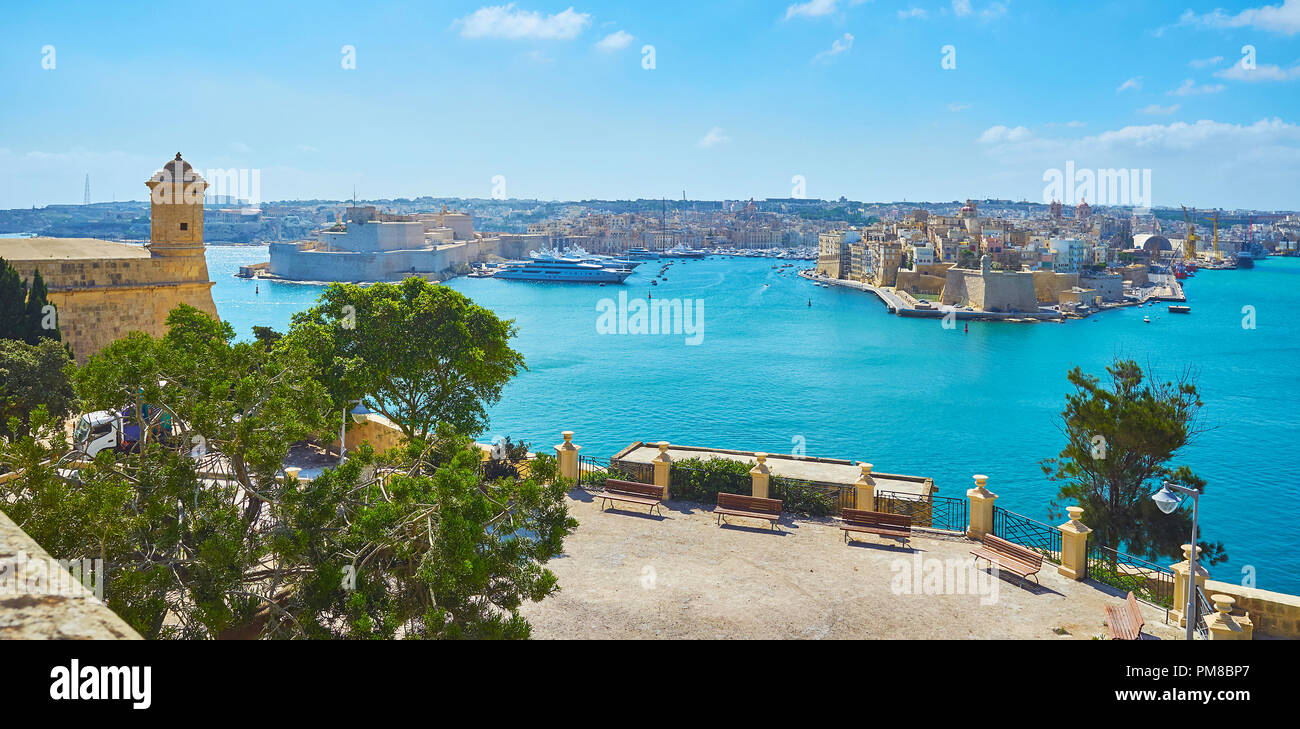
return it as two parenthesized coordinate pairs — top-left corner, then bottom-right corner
(2, 303), (574, 639)
(0, 337), (75, 439)
(1041, 359), (1226, 565)
(284, 277), (526, 441)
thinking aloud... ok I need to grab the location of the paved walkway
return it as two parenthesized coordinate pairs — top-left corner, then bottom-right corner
(520, 491), (1185, 640)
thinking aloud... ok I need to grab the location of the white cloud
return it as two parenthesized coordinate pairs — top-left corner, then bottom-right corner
(813, 33), (855, 63)
(979, 1), (1009, 20)
(898, 8), (927, 20)
(296, 144), (318, 153)
(977, 125), (1031, 143)
(456, 4), (591, 40)
(1216, 59), (1300, 81)
(784, 0), (839, 20)
(972, 117), (1300, 208)
(1178, 0), (1300, 36)
(1140, 103), (1182, 115)
(948, 102), (972, 112)
(953, 0), (972, 17)
(595, 30), (634, 52)
(1168, 78), (1226, 95)
(1189, 55), (1224, 68)
(698, 127), (731, 148)
(1117, 76), (1142, 93)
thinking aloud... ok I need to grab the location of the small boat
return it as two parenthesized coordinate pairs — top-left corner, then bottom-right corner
(1168, 305), (1190, 314)
(1143, 316), (1151, 323)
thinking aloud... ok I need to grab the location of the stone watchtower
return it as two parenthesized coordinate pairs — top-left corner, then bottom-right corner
(145, 153), (208, 258)
(0, 152), (219, 363)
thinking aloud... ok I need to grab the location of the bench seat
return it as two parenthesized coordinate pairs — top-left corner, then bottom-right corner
(969, 547), (1038, 577)
(970, 533), (1044, 586)
(839, 508), (912, 547)
(714, 507), (780, 523)
(1104, 591), (1145, 640)
(597, 479), (665, 516)
(713, 493), (782, 530)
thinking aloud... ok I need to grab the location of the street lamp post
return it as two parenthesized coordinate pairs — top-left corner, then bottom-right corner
(339, 399), (372, 464)
(1151, 479), (1201, 641)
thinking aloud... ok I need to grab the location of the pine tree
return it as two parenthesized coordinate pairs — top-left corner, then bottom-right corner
(0, 258), (28, 341)
(23, 268), (60, 344)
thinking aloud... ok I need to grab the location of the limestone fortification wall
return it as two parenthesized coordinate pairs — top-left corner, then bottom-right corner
(269, 236), (524, 282)
(7, 254), (217, 363)
(894, 269), (946, 295)
(1033, 270), (1079, 304)
(942, 267), (1037, 313)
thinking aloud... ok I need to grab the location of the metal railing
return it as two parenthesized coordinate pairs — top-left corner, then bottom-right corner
(1193, 585), (1214, 640)
(1085, 544), (1174, 611)
(769, 476), (846, 517)
(992, 507), (1062, 564)
(874, 490), (968, 533)
(577, 455), (614, 490)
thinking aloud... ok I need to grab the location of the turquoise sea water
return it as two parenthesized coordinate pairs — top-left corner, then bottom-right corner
(207, 247), (1300, 594)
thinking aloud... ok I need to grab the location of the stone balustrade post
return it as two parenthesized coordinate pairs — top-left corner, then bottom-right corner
(966, 474), (997, 540)
(750, 453), (771, 499)
(652, 441), (673, 500)
(1206, 595), (1249, 640)
(1057, 506), (1091, 580)
(554, 430), (580, 482)
(854, 463), (875, 511)
(1170, 543), (1209, 628)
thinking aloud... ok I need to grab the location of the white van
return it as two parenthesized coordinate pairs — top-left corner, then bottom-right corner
(72, 407), (185, 457)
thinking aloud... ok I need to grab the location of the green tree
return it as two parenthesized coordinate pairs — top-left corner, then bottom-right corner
(23, 268), (60, 344)
(0, 338), (76, 439)
(2, 302), (574, 640)
(284, 277), (526, 441)
(0, 258), (26, 341)
(1040, 359), (1226, 565)
(250, 325), (282, 351)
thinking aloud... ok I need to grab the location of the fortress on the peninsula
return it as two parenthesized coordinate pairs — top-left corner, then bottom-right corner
(265, 205), (534, 282)
(0, 154), (219, 362)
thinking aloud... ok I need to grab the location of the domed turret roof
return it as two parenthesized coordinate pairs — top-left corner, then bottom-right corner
(150, 153), (201, 183)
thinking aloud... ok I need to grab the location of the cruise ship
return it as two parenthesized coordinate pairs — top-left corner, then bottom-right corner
(494, 257), (633, 283)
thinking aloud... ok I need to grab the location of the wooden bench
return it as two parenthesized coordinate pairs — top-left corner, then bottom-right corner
(840, 509), (912, 547)
(970, 533), (1043, 585)
(1104, 591), (1146, 640)
(714, 493), (782, 530)
(597, 479), (666, 516)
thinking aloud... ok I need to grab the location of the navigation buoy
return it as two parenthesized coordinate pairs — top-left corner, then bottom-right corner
(964, 321), (968, 333)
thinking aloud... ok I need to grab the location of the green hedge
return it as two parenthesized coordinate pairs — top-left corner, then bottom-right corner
(670, 458), (838, 517)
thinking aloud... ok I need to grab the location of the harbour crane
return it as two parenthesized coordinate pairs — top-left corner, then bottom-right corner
(1180, 206), (1199, 260)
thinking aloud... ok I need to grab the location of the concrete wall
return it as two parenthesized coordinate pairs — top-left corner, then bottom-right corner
(0, 507), (142, 639)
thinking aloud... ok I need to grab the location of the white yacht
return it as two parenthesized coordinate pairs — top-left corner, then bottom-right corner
(494, 257), (633, 283)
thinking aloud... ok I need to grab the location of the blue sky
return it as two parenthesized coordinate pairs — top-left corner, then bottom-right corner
(2, 1), (1299, 209)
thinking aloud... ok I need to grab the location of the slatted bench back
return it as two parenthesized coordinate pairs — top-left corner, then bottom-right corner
(716, 492), (782, 515)
(982, 533), (1044, 568)
(605, 479), (663, 499)
(842, 509), (911, 530)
